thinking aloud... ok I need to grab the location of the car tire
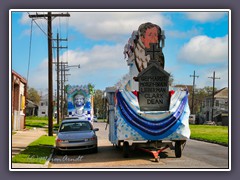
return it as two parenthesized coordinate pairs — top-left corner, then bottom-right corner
(92, 146), (98, 153)
(54, 148), (62, 155)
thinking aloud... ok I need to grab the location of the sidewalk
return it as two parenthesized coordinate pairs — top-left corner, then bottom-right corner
(11, 128), (48, 169)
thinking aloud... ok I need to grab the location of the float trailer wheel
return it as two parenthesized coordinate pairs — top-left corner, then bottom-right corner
(123, 141), (130, 158)
(175, 140), (186, 158)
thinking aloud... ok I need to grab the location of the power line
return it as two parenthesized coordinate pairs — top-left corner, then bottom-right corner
(26, 19), (33, 85)
(53, 33), (68, 124)
(27, 12), (49, 38)
(29, 12), (70, 136)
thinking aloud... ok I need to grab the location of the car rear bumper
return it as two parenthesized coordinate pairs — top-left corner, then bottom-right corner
(56, 141), (97, 151)
(56, 144), (97, 151)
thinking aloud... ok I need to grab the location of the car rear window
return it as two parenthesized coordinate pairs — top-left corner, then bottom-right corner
(60, 122), (92, 132)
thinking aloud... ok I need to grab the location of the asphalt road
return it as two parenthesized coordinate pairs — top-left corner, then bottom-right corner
(49, 122), (229, 169)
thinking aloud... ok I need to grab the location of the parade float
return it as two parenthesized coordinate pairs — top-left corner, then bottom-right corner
(66, 84), (95, 123)
(104, 22), (191, 162)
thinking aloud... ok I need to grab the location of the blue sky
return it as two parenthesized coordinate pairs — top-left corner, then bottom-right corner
(11, 10), (229, 93)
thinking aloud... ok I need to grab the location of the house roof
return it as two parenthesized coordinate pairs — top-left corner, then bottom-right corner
(26, 99), (38, 108)
(214, 87), (228, 98)
(12, 70), (27, 84)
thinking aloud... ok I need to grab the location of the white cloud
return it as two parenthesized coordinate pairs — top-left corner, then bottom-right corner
(68, 12), (171, 41)
(63, 44), (128, 89)
(61, 44), (125, 70)
(28, 58), (48, 89)
(178, 35), (228, 65)
(19, 12), (49, 37)
(27, 43), (128, 90)
(167, 27), (202, 39)
(20, 11), (171, 41)
(184, 12), (226, 23)
(19, 12), (31, 24)
(196, 67), (229, 89)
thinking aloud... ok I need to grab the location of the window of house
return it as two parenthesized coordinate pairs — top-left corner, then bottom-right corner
(42, 112), (46, 114)
(215, 100), (219, 107)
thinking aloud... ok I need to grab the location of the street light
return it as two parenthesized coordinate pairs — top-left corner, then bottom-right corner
(67, 64), (80, 68)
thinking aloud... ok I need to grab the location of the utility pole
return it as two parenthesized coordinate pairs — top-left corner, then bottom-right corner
(29, 12), (70, 136)
(190, 70), (199, 114)
(61, 62), (64, 120)
(62, 64), (80, 118)
(208, 71), (220, 121)
(58, 62), (68, 120)
(63, 66), (69, 117)
(53, 33), (67, 124)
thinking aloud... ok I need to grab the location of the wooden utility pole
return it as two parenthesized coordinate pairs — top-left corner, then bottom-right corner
(208, 71), (220, 121)
(190, 70), (199, 114)
(29, 12), (70, 136)
(61, 64), (80, 118)
(53, 33), (67, 124)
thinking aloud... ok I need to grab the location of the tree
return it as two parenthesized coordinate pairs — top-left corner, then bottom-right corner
(193, 86), (218, 113)
(27, 87), (40, 104)
(93, 89), (105, 118)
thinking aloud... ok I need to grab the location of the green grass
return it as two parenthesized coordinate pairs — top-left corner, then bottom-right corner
(12, 135), (55, 164)
(26, 116), (48, 120)
(53, 123), (59, 132)
(96, 119), (107, 122)
(25, 116), (58, 129)
(190, 125), (229, 146)
(25, 118), (48, 129)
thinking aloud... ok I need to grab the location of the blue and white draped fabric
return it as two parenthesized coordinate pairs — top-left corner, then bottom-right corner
(114, 89), (191, 141)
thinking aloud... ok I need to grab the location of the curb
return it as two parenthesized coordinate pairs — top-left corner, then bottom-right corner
(43, 148), (54, 168)
(190, 138), (228, 147)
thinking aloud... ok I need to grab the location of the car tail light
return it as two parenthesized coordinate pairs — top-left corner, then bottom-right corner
(90, 137), (97, 141)
(84, 137), (96, 142)
(56, 138), (63, 143)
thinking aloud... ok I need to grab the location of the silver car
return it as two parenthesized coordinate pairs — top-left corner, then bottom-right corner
(55, 119), (99, 154)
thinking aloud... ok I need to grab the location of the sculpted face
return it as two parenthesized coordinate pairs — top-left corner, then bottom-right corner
(140, 26), (159, 48)
(74, 95), (85, 108)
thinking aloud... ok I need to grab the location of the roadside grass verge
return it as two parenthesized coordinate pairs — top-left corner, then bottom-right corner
(25, 116), (57, 129)
(12, 135), (55, 164)
(25, 116), (48, 129)
(190, 125), (228, 146)
(26, 116), (48, 120)
(95, 119), (107, 123)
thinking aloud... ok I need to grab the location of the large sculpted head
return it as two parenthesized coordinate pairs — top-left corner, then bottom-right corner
(138, 22), (162, 49)
(134, 22), (165, 72)
(74, 94), (85, 108)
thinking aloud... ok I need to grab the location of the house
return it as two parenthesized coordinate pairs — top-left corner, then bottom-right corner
(201, 87), (229, 125)
(12, 70), (27, 130)
(38, 94), (57, 117)
(26, 99), (38, 116)
(38, 94), (48, 117)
